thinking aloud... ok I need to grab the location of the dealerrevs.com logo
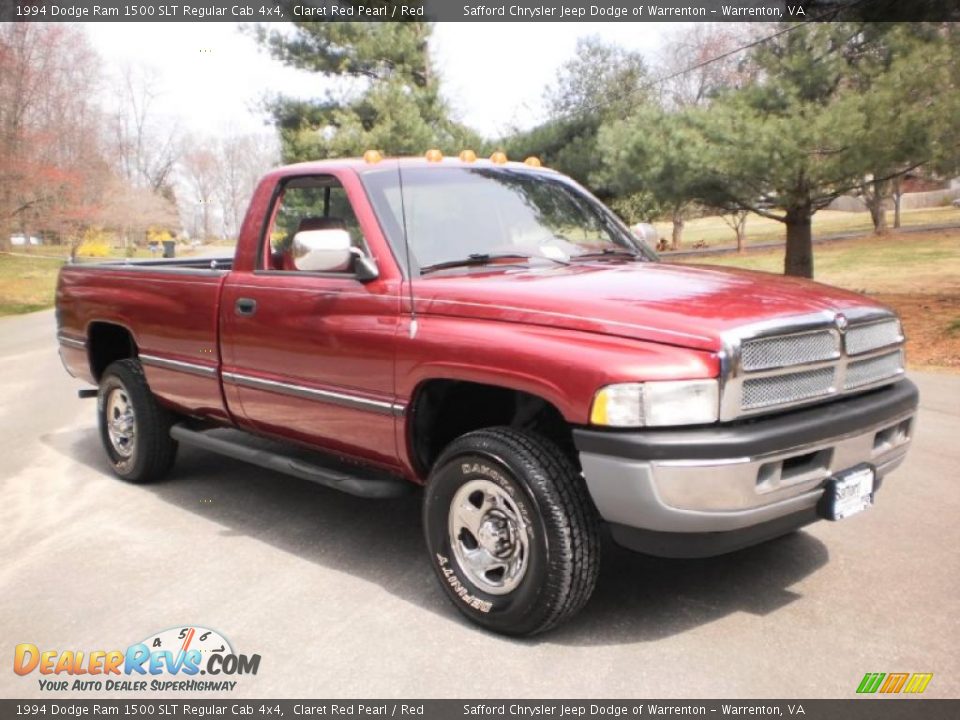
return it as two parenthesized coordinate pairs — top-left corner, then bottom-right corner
(13, 626), (260, 692)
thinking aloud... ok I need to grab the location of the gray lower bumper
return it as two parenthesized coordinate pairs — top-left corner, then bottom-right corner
(574, 380), (918, 556)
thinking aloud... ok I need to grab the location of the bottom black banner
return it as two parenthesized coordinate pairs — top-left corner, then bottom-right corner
(1, 700), (958, 720)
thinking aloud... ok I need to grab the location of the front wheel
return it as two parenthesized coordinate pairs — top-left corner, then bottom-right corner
(423, 427), (600, 636)
(97, 359), (177, 483)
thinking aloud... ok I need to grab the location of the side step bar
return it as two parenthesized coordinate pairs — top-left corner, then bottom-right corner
(170, 424), (412, 499)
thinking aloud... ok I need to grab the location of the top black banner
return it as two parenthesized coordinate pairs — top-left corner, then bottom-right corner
(2, 0), (959, 23)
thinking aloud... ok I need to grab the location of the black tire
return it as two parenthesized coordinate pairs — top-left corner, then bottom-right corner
(97, 359), (177, 483)
(423, 427), (600, 636)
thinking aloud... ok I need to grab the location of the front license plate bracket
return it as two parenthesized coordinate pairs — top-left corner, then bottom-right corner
(818, 464), (876, 521)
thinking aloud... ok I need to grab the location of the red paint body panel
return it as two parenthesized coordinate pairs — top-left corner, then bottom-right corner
(56, 266), (230, 422)
(410, 262), (884, 351)
(220, 274), (402, 468)
(55, 159), (898, 484)
(393, 317), (718, 423)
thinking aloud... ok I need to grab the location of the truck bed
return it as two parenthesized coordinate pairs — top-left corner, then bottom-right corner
(70, 256), (234, 272)
(56, 258), (232, 422)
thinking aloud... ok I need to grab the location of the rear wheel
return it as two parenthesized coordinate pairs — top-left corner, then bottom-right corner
(97, 359), (177, 483)
(423, 427), (600, 636)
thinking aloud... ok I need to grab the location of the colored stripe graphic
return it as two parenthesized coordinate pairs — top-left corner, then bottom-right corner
(857, 672), (934, 694)
(903, 673), (934, 694)
(857, 673), (886, 694)
(879, 673), (909, 693)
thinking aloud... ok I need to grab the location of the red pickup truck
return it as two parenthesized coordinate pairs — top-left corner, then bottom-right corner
(56, 155), (918, 635)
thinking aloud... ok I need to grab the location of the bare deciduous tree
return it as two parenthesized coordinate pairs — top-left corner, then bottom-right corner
(215, 133), (279, 240)
(95, 180), (180, 253)
(658, 24), (763, 110)
(721, 209), (750, 253)
(0, 24), (106, 252)
(180, 140), (220, 242)
(110, 63), (181, 196)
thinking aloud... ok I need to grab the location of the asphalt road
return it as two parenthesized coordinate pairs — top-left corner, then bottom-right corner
(1, 310), (957, 699)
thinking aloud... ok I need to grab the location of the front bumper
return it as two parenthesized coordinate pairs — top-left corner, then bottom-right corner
(574, 379), (918, 557)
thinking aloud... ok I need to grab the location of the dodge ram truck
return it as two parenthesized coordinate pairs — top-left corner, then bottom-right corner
(56, 152), (918, 635)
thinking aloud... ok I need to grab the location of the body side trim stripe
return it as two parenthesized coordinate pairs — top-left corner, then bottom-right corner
(140, 354), (218, 379)
(57, 335), (87, 350)
(221, 371), (405, 417)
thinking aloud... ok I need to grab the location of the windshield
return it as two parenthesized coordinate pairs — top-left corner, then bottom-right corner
(360, 166), (653, 273)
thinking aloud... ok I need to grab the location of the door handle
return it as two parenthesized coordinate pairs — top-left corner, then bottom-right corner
(235, 298), (257, 316)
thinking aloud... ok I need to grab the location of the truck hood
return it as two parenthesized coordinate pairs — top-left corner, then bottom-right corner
(414, 261), (888, 352)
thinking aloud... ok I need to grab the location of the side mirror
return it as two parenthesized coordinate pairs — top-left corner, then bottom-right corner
(631, 222), (658, 249)
(290, 228), (380, 281)
(353, 254), (379, 282)
(292, 229), (354, 272)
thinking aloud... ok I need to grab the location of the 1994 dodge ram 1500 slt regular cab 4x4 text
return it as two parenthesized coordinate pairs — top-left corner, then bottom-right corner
(56, 153), (918, 635)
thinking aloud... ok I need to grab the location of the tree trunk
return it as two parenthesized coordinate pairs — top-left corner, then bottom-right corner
(892, 176), (902, 229)
(0, 212), (12, 253)
(784, 206), (814, 278)
(736, 214), (747, 253)
(671, 211), (684, 250)
(865, 178), (888, 235)
(201, 201), (211, 242)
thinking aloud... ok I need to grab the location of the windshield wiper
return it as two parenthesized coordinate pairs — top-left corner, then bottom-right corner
(420, 252), (568, 275)
(570, 248), (643, 262)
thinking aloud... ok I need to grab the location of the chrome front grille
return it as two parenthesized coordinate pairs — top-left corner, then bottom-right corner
(741, 367), (836, 410)
(845, 350), (905, 390)
(740, 329), (839, 371)
(845, 318), (903, 355)
(720, 311), (906, 421)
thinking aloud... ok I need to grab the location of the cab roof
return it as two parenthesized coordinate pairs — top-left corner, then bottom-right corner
(272, 156), (558, 176)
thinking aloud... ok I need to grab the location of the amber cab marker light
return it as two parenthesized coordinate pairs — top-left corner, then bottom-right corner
(490, 151), (508, 164)
(425, 148), (443, 162)
(524, 156), (542, 167)
(363, 150), (382, 164)
(459, 149), (477, 163)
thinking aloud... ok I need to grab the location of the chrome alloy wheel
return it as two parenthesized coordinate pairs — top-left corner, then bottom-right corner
(448, 478), (530, 595)
(105, 386), (137, 458)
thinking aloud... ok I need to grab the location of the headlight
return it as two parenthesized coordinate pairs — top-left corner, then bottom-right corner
(590, 379), (719, 427)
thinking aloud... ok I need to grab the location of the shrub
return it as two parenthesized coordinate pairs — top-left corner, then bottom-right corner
(75, 228), (112, 257)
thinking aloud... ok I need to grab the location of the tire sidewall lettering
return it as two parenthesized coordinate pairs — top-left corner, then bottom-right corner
(426, 450), (548, 630)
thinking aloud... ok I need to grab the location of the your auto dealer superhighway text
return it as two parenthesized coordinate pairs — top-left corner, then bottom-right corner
(464, 4), (635, 18)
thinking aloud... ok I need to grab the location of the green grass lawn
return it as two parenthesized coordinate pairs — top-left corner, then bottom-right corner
(0, 245), (200, 317)
(0, 253), (65, 316)
(675, 227), (960, 295)
(675, 228), (960, 370)
(654, 206), (960, 249)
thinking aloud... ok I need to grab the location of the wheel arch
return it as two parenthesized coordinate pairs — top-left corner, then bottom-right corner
(406, 377), (578, 478)
(86, 321), (138, 381)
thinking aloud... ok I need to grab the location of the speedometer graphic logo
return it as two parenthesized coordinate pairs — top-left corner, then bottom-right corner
(141, 626), (234, 665)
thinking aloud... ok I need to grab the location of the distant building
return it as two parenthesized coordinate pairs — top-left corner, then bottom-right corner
(9, 234), (42, 246)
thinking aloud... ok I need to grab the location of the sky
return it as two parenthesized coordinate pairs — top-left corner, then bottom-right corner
(83, 22), (690, 140)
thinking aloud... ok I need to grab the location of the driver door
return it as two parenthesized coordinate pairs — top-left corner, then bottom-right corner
(220, 172), (402, 468)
